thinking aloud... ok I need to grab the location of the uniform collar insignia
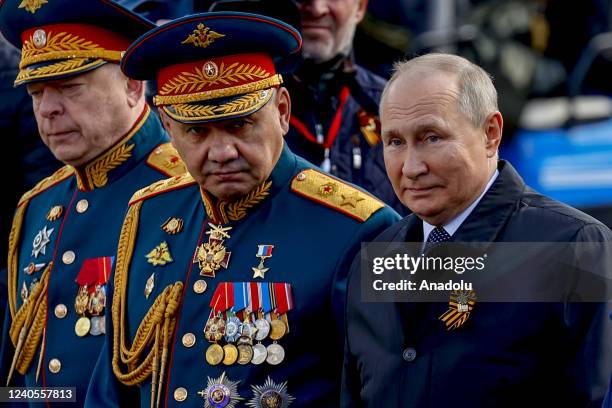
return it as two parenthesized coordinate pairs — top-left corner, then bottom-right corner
(72, 105), (160, 191)
(201, 180), (272, 225)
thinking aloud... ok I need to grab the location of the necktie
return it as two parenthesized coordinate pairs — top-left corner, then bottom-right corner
(424, 227), (451, 252)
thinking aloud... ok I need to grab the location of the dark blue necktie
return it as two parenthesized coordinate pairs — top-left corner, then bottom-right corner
(424, 227), (451, 252)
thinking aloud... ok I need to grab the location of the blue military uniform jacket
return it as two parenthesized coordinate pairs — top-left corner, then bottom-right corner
(284, 62), (405, 215)
(0, 106), (186, 406)
(341, 161), (612, 407)
(85, 143), (399, 408)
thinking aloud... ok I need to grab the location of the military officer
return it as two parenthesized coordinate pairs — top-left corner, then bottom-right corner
(0, 0), (186, 405)
(209, 0), (405, 215)
(85, 11), (399, 408)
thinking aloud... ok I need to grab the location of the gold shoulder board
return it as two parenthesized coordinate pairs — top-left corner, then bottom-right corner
(290, 168), (384, 222)
(129, 173), (196, 205)
(146, 142), (187, 177)
(17, 166), (74, 208)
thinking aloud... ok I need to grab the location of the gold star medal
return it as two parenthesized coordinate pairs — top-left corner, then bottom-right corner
(252, 244), (274, 279)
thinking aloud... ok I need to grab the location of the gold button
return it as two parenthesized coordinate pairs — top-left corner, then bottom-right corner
(182, 333), (196, 348)
(62, 251), (75, 265)
(54, 304), (67, 319)
(193, 280), (207, 294)
(173, 387), (187, 402)
(48, 358), (61, 373)
(76, 199), (89, 213)
(296, 172), (306, 181)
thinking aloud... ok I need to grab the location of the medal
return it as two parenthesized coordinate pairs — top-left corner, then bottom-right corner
(46, 205), (64, 221)
(204, 314), (226, 343)
(89, 316), (103, 336)
(88, 285), (106, 316)
(251, 343), (267, 365)
(224, 316), (242, 343)
(194, 224), (232, 277)
(439, 289), (477, 330)
(237, 344), (254, 365)
(73, 258), (112, 335)
(74, 285), (89, 315)
(357, 109), (382, 147)
(252, 244), (274, 279)
(222, 344), (238, 366)
(197, 372), (243, 408)
(205, 344), (224, 366)
(31, 225), (53, 258)
(254, 318), (270, 341)
(75, 316), (91, 337)
(23, 262), (45, 275)
(266, 343), (285, 366)
(238, 321), (256, 345)
(99, 315), (106, 334)
(269, 319), (286, 341)
(206, 282), (294, 367)
(161, 217), (184, 234)
(247, 376), (295, 408)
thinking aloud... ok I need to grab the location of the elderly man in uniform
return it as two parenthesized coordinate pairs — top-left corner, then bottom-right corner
(85, 11), (399, 408)
(211, 0), (404, 214)
(341, 54), (611, 407)
(0, 0), (185, 404)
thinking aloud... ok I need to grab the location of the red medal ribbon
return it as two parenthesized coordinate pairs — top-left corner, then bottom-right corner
(289, 86), (350, 148)
(76, 257), (112, 293)
(274, 283), (294, 314)
(209, 283), (223, 313)
(250, 282), (260, 312)
(210, 282), (234, 314)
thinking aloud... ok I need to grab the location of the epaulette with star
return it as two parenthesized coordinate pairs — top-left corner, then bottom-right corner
(129, 173), (196, 205)
(145, 142), (187, 177)
(17, 166), (74, 208)
(290, 168), (385, 222)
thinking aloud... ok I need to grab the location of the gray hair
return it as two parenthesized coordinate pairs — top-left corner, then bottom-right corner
(380, 53), (498, 128)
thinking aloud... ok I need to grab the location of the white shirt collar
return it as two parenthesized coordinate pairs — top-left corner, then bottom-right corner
(422, 169), (499, 242)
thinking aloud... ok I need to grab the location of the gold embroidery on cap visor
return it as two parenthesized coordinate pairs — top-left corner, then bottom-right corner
(160, 88), (275, 123)
(15, 30), (123, 86)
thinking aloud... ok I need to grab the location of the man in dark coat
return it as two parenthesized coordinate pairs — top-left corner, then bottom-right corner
(341, 53), (612, 407)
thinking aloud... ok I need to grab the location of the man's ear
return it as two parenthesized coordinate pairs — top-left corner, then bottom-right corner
(125, 78), (145, 108)
(355, 0), (369, 22)
(275, 87), (291, 135)
(158, 109), (176, 146)
(484, 111), (503, 158)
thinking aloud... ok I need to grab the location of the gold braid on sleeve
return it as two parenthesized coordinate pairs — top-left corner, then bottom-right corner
(111, 201), (184, 408)
(7, 203), (27, 319)
(6, 262), (52, 385)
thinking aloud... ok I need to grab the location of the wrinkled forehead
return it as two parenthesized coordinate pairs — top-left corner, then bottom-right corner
(383, 72), (460, 116)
